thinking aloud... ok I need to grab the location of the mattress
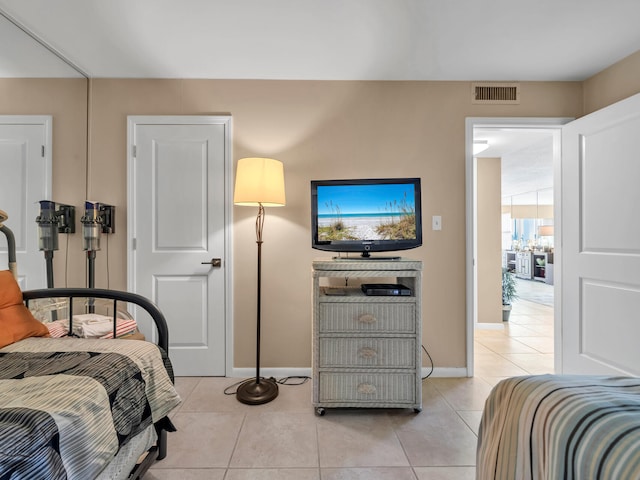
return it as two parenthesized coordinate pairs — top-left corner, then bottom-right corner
(477, 374), (640, 480)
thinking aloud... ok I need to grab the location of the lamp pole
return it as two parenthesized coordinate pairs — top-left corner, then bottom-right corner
(236, 203), (279, 404)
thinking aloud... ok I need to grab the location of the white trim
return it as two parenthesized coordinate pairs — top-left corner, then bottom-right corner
(126, 115), (234, 377)
(230, 367), (468, 379)
(475, 323), (504, 331)
(231, 367), (312, 379)
(465, 117), (572, 378)
(425, 367), (468, 378)
(552, 129), (563, 374)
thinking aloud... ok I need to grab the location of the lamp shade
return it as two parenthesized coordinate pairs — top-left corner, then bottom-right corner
(538, 225), (554, 237)
(234, 157), (286, 207)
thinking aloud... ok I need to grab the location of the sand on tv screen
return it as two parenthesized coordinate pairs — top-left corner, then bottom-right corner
(316, 183), (418, 242)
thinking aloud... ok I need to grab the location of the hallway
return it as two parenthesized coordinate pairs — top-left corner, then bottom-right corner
(475, 290), (554, 386)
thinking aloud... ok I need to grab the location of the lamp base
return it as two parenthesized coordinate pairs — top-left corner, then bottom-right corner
(236, 377), (279, 405)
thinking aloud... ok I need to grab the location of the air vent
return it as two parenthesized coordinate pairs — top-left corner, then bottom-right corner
(472, 83), (520, 104)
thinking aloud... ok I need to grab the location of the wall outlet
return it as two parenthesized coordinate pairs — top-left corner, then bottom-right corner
(432, 215), (442, 231)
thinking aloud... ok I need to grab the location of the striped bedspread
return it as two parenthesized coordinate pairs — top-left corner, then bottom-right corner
(0, 338), (181, 480)
(477, 375), (640, 480)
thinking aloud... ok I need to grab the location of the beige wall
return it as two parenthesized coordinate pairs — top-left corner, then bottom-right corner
(81, 79), (583, 369)
(476, 157), (502, 324)
(583, 50), (640, 114)
(18, 74), (640, 370)
(505, 204), (554, 219)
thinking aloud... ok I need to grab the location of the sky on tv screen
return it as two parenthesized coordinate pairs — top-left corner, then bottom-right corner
(317, 184), (415, 216)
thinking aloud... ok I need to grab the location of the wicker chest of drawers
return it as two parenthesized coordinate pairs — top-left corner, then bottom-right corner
(312, 258), (422, 415)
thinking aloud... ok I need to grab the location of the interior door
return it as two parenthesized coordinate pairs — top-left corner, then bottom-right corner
(128, 116), (231, 376)
(560, 92), (640, 376)
(0, 116), (51, 288)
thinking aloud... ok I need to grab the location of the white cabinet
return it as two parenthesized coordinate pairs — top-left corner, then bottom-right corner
(533, 252), (554, 283)
(515, 251), (533, 280)
(312, 258), (422, 415)
(503, 251), (517, 272)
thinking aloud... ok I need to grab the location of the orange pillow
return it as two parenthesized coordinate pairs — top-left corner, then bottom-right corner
(0, 270), (50, 348)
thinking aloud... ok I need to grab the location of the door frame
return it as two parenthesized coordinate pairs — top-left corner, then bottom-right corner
(126, 115), (234, 376)
(465, 117), (571, 376)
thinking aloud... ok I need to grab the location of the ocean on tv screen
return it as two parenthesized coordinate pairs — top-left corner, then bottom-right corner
(317, 183), (417, 242)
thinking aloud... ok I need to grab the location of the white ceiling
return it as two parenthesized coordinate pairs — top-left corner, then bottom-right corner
(1, 0), (640, 81)
(475, 127), (555, 201)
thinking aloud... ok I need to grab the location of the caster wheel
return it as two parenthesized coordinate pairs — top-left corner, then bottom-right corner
(414, 407), (422, 413)
(316, 407), (326, 416)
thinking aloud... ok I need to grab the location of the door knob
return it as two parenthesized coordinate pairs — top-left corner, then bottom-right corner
(201, 258), (222, 267)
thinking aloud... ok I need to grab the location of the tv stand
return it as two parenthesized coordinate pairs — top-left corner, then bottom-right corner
(312, 257), (423, 415)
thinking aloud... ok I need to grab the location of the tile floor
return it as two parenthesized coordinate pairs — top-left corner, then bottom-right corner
(147, 294), (554, 480)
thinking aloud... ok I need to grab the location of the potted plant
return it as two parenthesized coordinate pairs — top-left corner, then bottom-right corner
(502, 267), (518, 321)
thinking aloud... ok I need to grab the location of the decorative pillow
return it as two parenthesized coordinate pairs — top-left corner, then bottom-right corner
(0, 270), (50, 348)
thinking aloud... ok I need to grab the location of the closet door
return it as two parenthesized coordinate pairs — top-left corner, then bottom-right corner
(128, 116), (231, 376)
(0, 116), (52, 288)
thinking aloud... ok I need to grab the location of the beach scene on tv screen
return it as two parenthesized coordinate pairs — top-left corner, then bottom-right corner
(317, 183), (417, 241)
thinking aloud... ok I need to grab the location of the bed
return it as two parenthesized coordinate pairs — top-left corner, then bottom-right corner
(477, 374), (640, 480)
(0, 270), (181, 480)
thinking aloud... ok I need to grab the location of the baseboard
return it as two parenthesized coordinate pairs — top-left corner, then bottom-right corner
(230, 367), (469, 379)
(425, 367), (468, 377)
(475, 322), (505, 330)
(230, 367), (312, 379)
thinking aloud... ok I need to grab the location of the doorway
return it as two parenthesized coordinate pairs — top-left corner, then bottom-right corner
(465, 117), (570, 377)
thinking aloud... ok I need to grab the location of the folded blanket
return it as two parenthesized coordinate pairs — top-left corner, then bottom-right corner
(45, 316), (138, 339)
(72, 314), (118, 337)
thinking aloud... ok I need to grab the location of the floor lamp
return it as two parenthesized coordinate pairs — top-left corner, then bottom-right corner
(233, 157), (286, 405)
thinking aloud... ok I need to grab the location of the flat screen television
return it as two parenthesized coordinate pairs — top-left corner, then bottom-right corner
(311, 178), (422, 258)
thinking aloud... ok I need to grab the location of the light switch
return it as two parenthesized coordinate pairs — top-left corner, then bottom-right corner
(432, 215), (442, 231)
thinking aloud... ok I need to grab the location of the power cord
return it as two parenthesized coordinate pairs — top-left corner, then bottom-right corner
(421, 344), (434, 380)
(224, 376), (311, 395)
(105, 232), (110, 289)
(276, 376), (310, 386)
(64, 232), (70, 287)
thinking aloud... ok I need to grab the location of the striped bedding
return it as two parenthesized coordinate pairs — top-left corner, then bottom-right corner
(0, 337), (181, 480)
(477, 375), (640, 480)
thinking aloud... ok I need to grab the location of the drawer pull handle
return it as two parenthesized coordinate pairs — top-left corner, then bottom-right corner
(357, 383), (377, 395)
(358, 314), (376, 324)
(358, 347), (377, 359)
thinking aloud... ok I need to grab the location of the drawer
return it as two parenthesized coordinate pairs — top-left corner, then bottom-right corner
(319, 337), (416, 368)
(318, 372), (416, 404)
(319, 302), (415, 333)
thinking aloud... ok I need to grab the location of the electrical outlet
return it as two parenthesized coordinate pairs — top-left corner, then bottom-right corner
(432, 215), (442, 231)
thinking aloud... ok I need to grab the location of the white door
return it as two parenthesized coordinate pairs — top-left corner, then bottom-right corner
(560, 92), (640, 376)
(0, 116), (52, 289)
(128, 116), (232, 376)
